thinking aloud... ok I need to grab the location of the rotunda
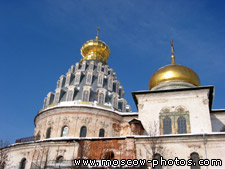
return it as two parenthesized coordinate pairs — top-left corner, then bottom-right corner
(34, 29), (131, 140)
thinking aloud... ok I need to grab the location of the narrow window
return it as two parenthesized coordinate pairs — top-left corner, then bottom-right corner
(178, 116), (187, 134)
(67, 90), (73, 101)
(190, 152), (201, 169)
(104, 65), (108, 74)
(99, 129), (105, 137)
(61, 126), (68, 137)
(98, 92), (105, 105)
(19, 158), (26, 169)
(65, 74), (71, 86)
(56, 155), (63, 163)
(113, 96), (117, 108)
(97, 73), (104, 87)
(74, 72), (81, 85)
(82, 90), (89, 102)
(89, 62), (94, 70)
(163, 116), (172, 134)
(80, 126), (87, 137)
(116, 82), (119, 93)
(75, 63), (79, 71)
(81, 61), (86, 71)
(86, 72), (92, 85)
(46, 127), (51, 139)
(153, 154), (162, 169)
(54, 92), (60, 103)
(97, 63), (102, 72)
(108, 76), (113, 91)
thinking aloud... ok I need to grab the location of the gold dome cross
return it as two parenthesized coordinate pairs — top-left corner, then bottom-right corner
(170, 40), (176, 64)
(96, 27), (100, 40)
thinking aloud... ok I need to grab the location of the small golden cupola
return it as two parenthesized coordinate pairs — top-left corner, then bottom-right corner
(80, 27), (110, 64)
(149, 40), (201, 90)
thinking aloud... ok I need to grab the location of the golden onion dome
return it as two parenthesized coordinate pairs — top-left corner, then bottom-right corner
(149, 41), (201, 90)
(80, 28), (110, 64)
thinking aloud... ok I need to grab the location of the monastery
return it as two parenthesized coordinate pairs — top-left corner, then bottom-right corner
(1, 29), (225, 169)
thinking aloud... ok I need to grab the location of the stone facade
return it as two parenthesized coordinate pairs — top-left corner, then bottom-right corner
(134, 87), (213, 135)
(34, 106), (137, 139)
(1, 37), (225, 169)
(4, 133), (225, 168)
(3, 84), (224, 169)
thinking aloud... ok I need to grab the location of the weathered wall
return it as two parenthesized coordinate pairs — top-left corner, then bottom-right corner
(4, 134), (225, 169)
(77, 137), (136, 160)
(135, 88), (212, 135)
(5, 140), (79, 169)
(135, 134), (225, 169)
(34, 106), (136, 139)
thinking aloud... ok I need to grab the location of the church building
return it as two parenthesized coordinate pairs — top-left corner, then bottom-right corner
(1, 30), (225, 169)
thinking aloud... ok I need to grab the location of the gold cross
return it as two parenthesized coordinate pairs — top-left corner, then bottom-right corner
(96, 27), (100, 40)
(170, 40), (176, 64)
(170, 40), (174, 54)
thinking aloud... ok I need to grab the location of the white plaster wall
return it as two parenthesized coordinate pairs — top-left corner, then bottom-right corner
(135, 134), (225, 169)
(5, 141), (79, 169)
(4, 134), (225, 169)
(136, 89), (212, 135)
(210, 111), (225, 132)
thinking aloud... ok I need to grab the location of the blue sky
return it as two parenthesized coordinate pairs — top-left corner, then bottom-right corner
(0, 0), (225, 143)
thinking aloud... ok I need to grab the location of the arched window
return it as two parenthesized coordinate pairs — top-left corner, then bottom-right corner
(82, 90), (89, 102)
(190, 152), (201, 169)
(104, 151), (114, 160)
(46, 127), (51, 139)
(99, 129), (105, 137)
(98, 93), (105, 105)
(61, 126), (69, 137)
(19, 158), (26, 169)
(80, 126), (87, 137)
(178, 116), (187, 134)
(163, 116), (172, 134)
(153, 154), (162, 169)
(56, 155), (63, 163)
